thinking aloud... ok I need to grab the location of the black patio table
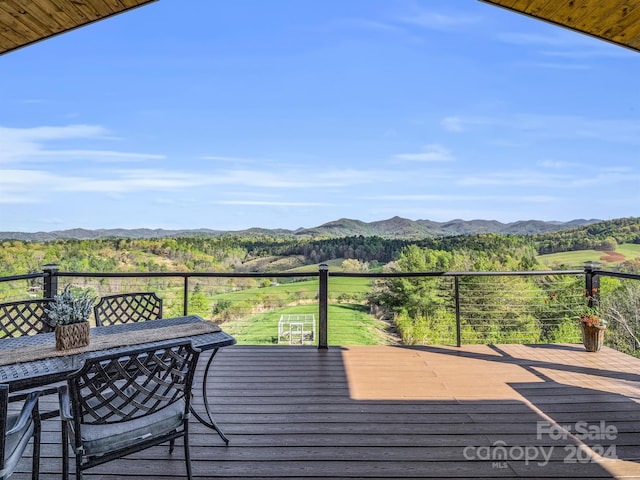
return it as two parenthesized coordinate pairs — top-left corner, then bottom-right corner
(0, 315), (236, 443)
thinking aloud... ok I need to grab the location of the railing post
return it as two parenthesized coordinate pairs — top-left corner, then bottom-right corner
(584, 261), (601, 309)
(183, 276), (189, 316)
(454, 276), (461, 347)
(318, 263), (329, 350)
(42, 263), (59, 299)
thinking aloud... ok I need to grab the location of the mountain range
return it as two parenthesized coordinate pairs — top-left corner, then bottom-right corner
(0, 217), (601, 241)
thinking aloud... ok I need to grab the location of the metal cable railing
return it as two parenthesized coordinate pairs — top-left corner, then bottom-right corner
(1, 263), (638, 350)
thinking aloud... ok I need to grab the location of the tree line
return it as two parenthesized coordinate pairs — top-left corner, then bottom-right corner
(532, 217), (640, 254)
(2, 216), (640, 278)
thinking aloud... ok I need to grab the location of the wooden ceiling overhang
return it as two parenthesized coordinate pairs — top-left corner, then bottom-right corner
(3, 1), (639, 57)
(0, 0), (157, 56)
(480, 0), (640, 53)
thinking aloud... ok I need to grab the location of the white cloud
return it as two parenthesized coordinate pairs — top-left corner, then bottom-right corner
(0, 193), (39, 204)
(367, 193), (556, 203)
(457, 170), (566, 187)
(214, 200), (333, 207)
(32, 150), (165, 161)
(333, 18), (406, 34)
(539, 49), (633, 59)
(59, 170), (206, 192)
(0, 168), (206, 201)
(440, 113), (640, 145)
(399, 10), (481, 30)
(537, 160), (579, 169)
(496, 32), (632, 59)
(456, 168), (640, 189)
(601, 166), (634, 173)
(0, 169), (55, 204)
(442, 117), (464, 132)
(518, 62), (591, 70)
(394, 144), (454, 162)
(0, 169), (54, 185)
(0, 163), (399, 204)
(206, 167), (390, 189)
(497, 32), (572, 48)
(0, 124), (163, 163)
(200, 155), (255, 164)
(0, 125), (107, 142)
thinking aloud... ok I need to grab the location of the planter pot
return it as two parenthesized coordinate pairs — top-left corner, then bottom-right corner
(580, 323), (606, 352)
(55, 321), (90, 350)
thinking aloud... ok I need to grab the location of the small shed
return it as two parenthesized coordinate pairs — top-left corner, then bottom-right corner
(278, 314), (316, 345)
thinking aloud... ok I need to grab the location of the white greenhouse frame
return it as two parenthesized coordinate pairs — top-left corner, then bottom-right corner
(278, 314), (316, 345)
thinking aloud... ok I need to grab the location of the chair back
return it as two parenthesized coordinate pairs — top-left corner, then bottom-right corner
(93, 292), (162, 327)
(68, 340), (199, 428)
(0, 299), (53, 338)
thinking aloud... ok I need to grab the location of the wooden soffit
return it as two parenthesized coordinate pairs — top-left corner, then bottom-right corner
(0, 0), (157, 56)
(480, 0), (640, 53)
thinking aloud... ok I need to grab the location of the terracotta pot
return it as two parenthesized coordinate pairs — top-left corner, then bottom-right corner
(55, 321), (90, 350)
(580, 323), (605, 352)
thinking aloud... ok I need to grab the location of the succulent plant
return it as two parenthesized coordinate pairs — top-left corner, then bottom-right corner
(45, 285), (95, 327)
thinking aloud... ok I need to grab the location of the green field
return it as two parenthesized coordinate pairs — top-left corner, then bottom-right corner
(205, 275), (372, 302)
(537, 243), (640, 268)
(220, 303), (389, 346)
(191, 271), (382, 346)
(208, 278), (319, 302)
(284, 258), (347, 273)
(615, 243), (640, 258)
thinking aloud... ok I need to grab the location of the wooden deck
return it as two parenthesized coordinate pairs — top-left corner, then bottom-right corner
(11, 343), (640, 479)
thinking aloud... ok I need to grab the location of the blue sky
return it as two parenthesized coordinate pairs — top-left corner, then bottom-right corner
(1, 0), (639, 232)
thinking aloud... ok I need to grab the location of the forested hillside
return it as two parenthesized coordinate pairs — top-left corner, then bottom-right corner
(533, 217), (640, 254)
(0, 233), (542, 276)
(0, 217), (638, 277)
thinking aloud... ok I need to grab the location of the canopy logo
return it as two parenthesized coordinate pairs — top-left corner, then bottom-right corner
(463, 421), (618, 468)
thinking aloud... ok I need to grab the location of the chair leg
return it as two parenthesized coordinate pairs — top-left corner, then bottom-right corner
(75, 454), (83, 480)
(32, 414), (41, 480)
(61, 422), (69, 480)
(169, 438), (175, 454)
(183, 424), (192, 480)
(76, 456), (82, 480)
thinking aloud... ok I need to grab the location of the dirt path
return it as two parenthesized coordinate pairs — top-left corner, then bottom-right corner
(600, 250), (626, 262)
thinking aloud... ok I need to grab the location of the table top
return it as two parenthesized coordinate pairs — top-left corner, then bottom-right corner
(0, 315), (236, 392)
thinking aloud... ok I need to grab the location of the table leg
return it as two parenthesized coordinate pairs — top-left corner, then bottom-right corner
(190, 348), (230, 444)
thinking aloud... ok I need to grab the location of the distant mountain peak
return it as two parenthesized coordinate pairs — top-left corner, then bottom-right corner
(0, 217), (603, 241)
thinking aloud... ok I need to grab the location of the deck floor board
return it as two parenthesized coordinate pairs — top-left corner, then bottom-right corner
(8, 343), (640, 479)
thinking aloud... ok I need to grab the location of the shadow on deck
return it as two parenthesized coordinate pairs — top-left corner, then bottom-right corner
(12, 343), (640, 479)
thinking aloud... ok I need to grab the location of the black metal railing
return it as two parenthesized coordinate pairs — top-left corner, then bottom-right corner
(1, 262), (638, 350)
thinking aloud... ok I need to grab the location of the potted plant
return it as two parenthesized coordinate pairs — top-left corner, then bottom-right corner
(45, 285), (95, 350)
(578, 306), (607, 352)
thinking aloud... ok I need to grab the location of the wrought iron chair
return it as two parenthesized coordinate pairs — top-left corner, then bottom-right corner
(0, 299), (53, 338)
(93, 292), (162, 327)
(58, 339), (200, 480)
(0, 385), (41, 480)
(0, 299), (62, 417)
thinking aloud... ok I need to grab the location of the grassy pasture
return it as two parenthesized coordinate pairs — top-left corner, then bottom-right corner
(209, 278), (319, 302)
(199, 273), (382, 345)
(615, 243), (640, 258)
(206, 275), (372, 303)
(283, 258), (347, 273)
(537, 243), (640, 268)
(220, 303), (388, 346)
